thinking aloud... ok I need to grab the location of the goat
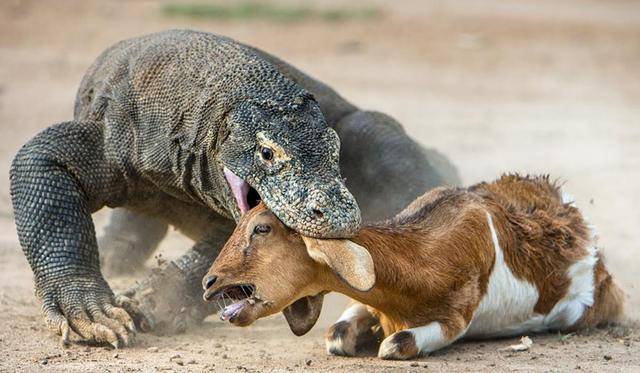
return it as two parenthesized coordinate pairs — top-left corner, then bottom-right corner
(202, 174), (624, 360)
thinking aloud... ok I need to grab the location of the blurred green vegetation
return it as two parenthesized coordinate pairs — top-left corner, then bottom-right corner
(161, 1), (380, 23)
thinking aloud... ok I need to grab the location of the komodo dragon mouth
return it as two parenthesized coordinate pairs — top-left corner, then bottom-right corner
(223, 167), (261, 215)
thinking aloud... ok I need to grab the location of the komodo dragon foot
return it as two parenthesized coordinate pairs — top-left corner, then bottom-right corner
(37, 274), (149, 348)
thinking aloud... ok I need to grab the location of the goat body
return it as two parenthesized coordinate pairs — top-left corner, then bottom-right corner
(325, 175), (624, 359)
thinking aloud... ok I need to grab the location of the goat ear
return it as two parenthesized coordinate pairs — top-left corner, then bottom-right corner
(282, 293), (324, 336)
(301, 236), (375, 292)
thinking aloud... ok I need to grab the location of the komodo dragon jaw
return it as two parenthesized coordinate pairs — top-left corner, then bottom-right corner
(217, 100), (362, 238)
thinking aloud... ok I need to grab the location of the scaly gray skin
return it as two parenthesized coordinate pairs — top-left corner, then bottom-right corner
(11, 29), (460, 346)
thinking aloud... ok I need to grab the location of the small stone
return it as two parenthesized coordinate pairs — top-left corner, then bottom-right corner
(222, 354), (228, 359)
(40, 359), (48, 365)
(173, 359), (184, 366)
(112, 353), (119, 359)
(305, 359), (312, 366)
(410, 362), (419, 367)
(604, 355), (613, 361)
(147, 347), (159, 353)
(187, 359), (197, 365)
(214, 343), (222, 348)
(170, 353), (181, 360)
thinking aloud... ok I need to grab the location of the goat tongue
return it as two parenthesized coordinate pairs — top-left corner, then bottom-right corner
(221, 299), (247, 321)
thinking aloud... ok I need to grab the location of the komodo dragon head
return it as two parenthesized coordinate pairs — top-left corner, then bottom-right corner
(215, 93), (361, 238)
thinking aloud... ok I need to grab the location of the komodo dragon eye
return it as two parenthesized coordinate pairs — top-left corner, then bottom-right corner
(260, 147), (274, 161)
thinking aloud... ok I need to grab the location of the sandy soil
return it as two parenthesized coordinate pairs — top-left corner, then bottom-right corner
(1, 0), (639, 371)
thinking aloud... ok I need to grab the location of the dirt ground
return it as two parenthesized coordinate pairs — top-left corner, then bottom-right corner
(1, 0), (639, 371)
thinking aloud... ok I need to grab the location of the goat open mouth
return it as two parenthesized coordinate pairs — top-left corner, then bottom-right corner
(205, 283), (257, 322)
(223, 167), (261, 215)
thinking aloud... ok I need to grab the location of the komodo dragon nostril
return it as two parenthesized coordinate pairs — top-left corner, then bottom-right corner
(312, 209), (324, 218)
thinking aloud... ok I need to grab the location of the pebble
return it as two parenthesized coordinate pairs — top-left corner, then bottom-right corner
(604, 355), (613, 361)
(170, 353), (181, 359)
(147, 347), (159, 353)
(40, 359), (48, 365)
(112, 353), (119, 359)
(222, 354), (228, 359)
(187, 359), (197, 365)
(305, 359), (312, 366)
(410, 362), (419, 367)
(173, 358), (184, 366)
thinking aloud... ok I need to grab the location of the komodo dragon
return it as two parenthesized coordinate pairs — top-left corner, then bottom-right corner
(10, 29), (460, 347)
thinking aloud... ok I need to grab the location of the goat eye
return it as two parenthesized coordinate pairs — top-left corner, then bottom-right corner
(253, 224), (271, 234)
(260, 147), (274, 161)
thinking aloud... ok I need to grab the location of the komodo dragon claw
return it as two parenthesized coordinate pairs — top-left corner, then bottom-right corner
(38, 276), (147, 348)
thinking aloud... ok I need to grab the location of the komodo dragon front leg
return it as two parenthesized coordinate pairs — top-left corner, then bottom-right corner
(10, 121), (146, 347)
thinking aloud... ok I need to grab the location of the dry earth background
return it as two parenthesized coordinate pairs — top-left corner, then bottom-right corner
(1, 0), (639, 371)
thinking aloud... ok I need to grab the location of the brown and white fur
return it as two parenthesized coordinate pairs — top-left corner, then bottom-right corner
(203, 174), (624, 360)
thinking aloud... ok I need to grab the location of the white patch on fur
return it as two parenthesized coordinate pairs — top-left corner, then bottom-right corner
(412, 322), (467, 353)
(411, 322), (447, 353)
(544, 242), (597, 328)
(466, 212), (542, 338)
(379, 322), (465, 358)
(465, 211), (597, 338)
(337, 303), (367, 323)
(552, 189), (598, 328)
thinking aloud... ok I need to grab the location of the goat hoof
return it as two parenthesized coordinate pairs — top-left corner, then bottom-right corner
(378, 331), (420, 360)
(325, 321), (357, 356)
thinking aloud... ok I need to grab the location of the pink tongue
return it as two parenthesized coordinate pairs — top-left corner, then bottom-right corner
(223, 167), (250, 214)
(221, 300), (246, 321)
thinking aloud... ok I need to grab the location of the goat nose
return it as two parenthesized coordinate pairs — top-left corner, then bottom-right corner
(202, 275), (218, 290)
